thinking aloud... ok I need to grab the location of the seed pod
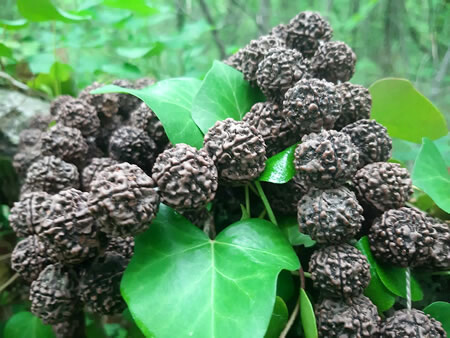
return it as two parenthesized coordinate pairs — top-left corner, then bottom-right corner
(18, 129), (42, 151)
(13, 148), (42, 178)
(22, 156), (79, 194)
(369, 207), (436, 267)
(108, 126), (157, 173)
(129, 102), (168, 148)
(380, 309), (446, 338)
(52, 312), (84, 338)
(54, 97), (100, 138)
(298, 187), (363, 244)
(9, 191), (51, 237)
(134, 77), (156, 89)
(353, 162), (413, 212)
(105, 236), (135, 261)
(37, 189), (101, 264)
(334, 82), (372, 130)
(152, 144), (218, 209)
(50, 95), (74, 116)
(112, 79), (141, 116)
(256, 47), (310, 101)
(316, 296), (380, 338)
(28, 114), (53, 131)
(285, 11), (333, 57)
(79, 253), (127, 315)
(11, 235), (54, 282)
(283, 78), (342, 134)
(310, 244), (371, 298)
(78, 82), (119, 119)
(41, 125), (88, 166)
(294, 130), (359, 188)
(223, 49), (245, 72)
(311, 41), (356, 83)
(265, 175), (309, 214)
(89, 163), (160, 236)
(241, 35), (285, 84)
(269, 23), (288, 41)
(243, 102), (297, 157)
(30, 264), (79, 324)
(179, 208), (214, 229)
(428, 220), (450, 269)
(81, 157), (118, 191)
(203, 118), (266, 184)
(341, 119), (392, 167)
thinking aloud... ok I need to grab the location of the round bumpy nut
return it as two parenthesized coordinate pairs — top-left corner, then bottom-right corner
(241, 35), (285, 84)
(18, 128), (42, 150)
(341, 119), (392, 167)
(37, 189), (101, 264)
(294, 130), (359, 188)
(256, 47), (310, 101)
(11, 235), (54, 282)
(78, 82), (119, 119)
(369, 207), (436, 267)
(310, 244), (371, 298)
(353, 162), (413, 212)
(316, 296), (380, 338)
(223, 49), (245, 72)
(285, 11), (333, 57)
(311, 41), (357, 83)
(13, 148), (42, 178)
(50, 95), (73, 116)
(9, 191), (51, 237)
(334, 82), (372, 130)
(108, 126), (157, 172)
(52, 312), (84, 338)
(30, 264), (78, 324)
(243, 102), (297, 157)
(79, 253), (127, 315)
(41, 125), (88, 165)
(28, 114), (53, 130)
(283, 78), (342, 134)
(298, 187), (363, 244)
(265, 175), (309, 214)
(269, 23), (288, 41)
(112, 79), (141, 116)
(105, 236), (135, 261)
(380, 309), (446, 338)
(89, 162), (160, 236)
(81, 157), (118, 191)
(129, 102), (168, 148)
(428, 220), (450, 269)
(203, 118), (266, 184)
(55, 97), (100, 138)
(23, 156), (79, 194)
(152, 144), (218, 209)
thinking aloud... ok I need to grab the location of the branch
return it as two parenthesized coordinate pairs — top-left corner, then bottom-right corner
(0, 71), (49, 100)
(197, 0), (226, 59)
(280, 300), (299, 338)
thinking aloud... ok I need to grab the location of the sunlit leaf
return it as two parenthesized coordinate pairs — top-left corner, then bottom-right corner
(300, 289), (318, 338)
(17, 0), (91, 22)
(115, 43), (165, 59)
(424, 302), (450, 335)
(4, 312), (55, 338)
(103, 0), (158, 15)
(101, 63), (141, 79)
(259, 144), (297, 184)
(0, 18), (28, 30)
(264, 297), (288, 338)
(0, 43), (13, 58)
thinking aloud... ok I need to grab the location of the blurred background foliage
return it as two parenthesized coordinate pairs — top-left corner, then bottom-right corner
(0, 0), (449, 119)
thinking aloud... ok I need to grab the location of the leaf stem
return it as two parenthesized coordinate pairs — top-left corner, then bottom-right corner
(280, 299), (299, 338)
(0, 253), (11, 261)
(0, 273), (19, 294)
(253, 181), (278, 225)
(303, 271), (311, 279)
(257, 209), (266, 219)
(245, 185), (251, 217)
(431, 270), (450, 276)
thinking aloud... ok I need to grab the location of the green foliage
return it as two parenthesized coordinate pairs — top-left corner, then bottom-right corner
(0, 43), (13, 58)
(0, 18), (28, 29)
(27, 61), (75, 96)
(259, 144), (297, 184)
(191, 61), (264, 134)
(264, 297), (288, 338)
(4, 312), (55, 338)
(423, 302), (450, 335)
(279, 216), (316, 248)
(412, 138), (450, 213)
(299, 289), (318, 338)
(369, 78), (447, 143)
(17, 0), (90, 22)
(121, 204), (299, 338)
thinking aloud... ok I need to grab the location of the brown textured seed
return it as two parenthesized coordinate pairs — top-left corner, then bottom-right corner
(369, 207), (437, 267)
(78, 82), (119, 119)
(380, 309), (446, 338)
(353, 162), (413, 212)
(223, 49), (246, 72)
(81, 157), (118, 191)
(265, 175), (309, 214)
(285, 11), (333, 57)
(52, 311), (85, 338)
(203, 118), (266, 184)
(283, 78), (342, 135)
(294, 130), (359, 188)
(311, 41), (357, 83)
(427, 220), (450, 269)
(89, 162), (160, 236)
(316, 296), (380, 338)
(153, 144), (218, 209)
(310, 244), (371, 298)
(129, 102), (168, 148)
(298, 187), (363, 244)
(105, 236), (135, 261)
(112, 79), (141, 116)
(334, 82), (372, 130)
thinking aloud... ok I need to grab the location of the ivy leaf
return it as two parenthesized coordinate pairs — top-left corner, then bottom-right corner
(279, 216), (315, 247)
(191, 60), (264, 134)
(103, 0), (158, 15)
(276, 270), (295, 303)
(17, 0), (91, 22)
(115, 43), (164, 59)
(412, 138), (450, 213)
(300, 289), (318, 338)
(264, 296), (289, 338)
(121, 204), (300, 338)
(0, 43), (13, 58)
(423, 302), (450, 335)
(369, 78), (447, 143)
(4, 312), (55, 338)
(91, 79), (204, 149)
(259, 144), (297, 184)
(0, 18), (28, 30)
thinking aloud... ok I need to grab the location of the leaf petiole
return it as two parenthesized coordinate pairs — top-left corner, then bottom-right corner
(253, 181), (278, 225)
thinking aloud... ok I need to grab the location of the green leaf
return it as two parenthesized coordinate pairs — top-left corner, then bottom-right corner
(4, 312), (55, 338)
(424, 302), (450, 335)
(279, 216), (315, 247)
(103, 0), (158, 15)
(264, 297), (289, 338)
(369, 78), (447, 143)
(0, 18), (28, 30)
(92, 79), (204, 148)
(259, 144), (297, 184)
(115, 43), (164, 59)
(300, 289), (318, 338)
(101, 63), (141, 79)
(121, 204), (300, 338)
(17, 0), (91, 22)
(191, 60), (264, 134)
(276, 270), (294, 302)
(0, 43), (13, 58)
(412, 138), (450, 213)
